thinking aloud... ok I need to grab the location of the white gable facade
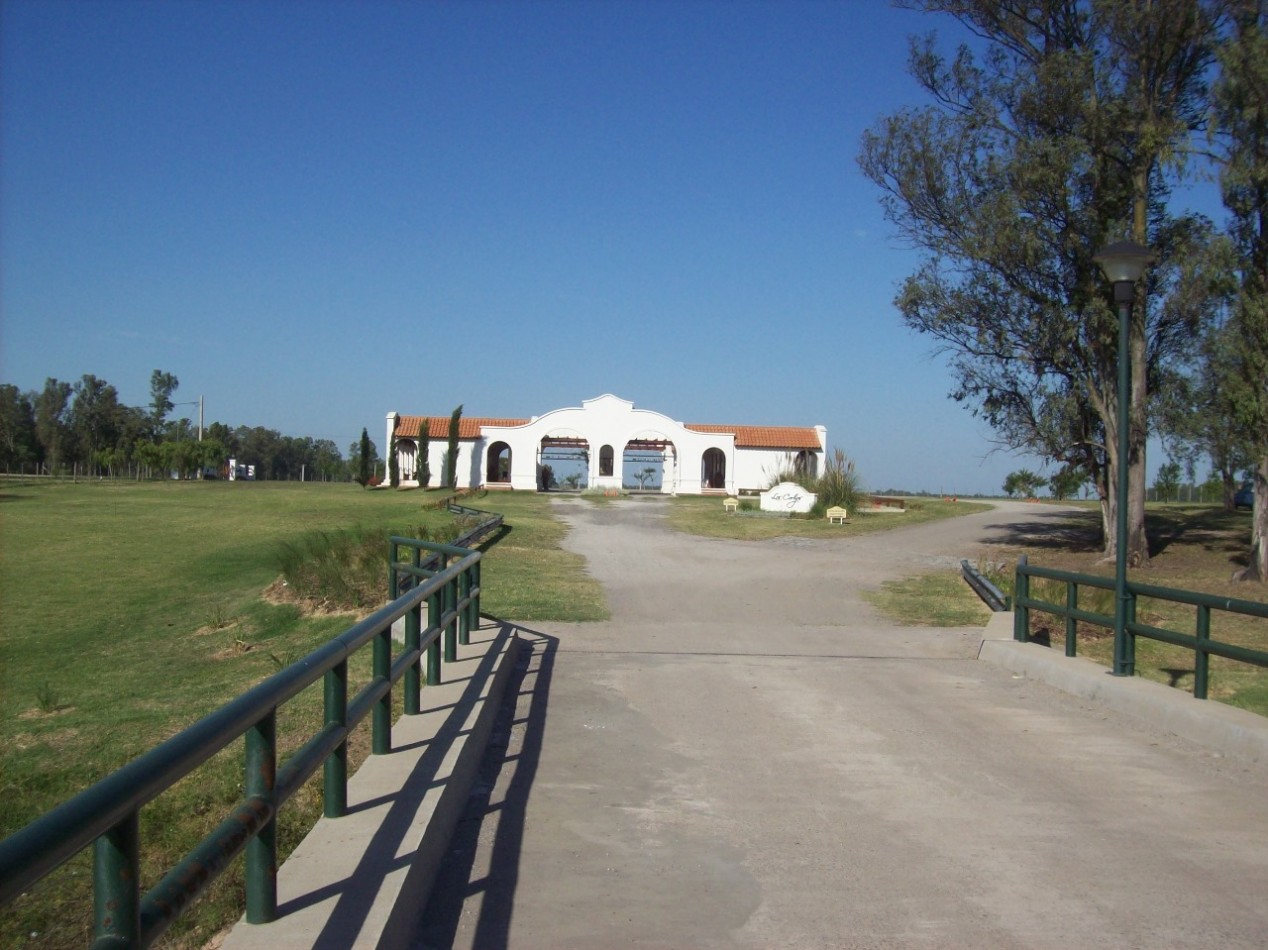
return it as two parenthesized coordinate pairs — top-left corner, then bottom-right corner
(387, 394), (825, 495)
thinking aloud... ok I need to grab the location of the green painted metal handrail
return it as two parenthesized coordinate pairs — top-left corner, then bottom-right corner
(0, 541), (484, 948)
(1013, 554), (1268, 698)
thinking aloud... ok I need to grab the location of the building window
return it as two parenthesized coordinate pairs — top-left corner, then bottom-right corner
(599, 444), (614, 477)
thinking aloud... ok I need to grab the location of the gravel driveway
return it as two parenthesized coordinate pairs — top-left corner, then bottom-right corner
(415, 497), (1268, 950)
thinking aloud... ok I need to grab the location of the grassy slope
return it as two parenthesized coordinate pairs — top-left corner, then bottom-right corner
(0, 480), (604, 948)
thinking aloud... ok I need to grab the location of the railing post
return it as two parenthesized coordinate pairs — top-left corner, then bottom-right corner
(444, 577), (458, 663)
(459, 568), (472, 646)
(405, 600), (422, 715)
(1123, 585), (1137, 677)
(1014, 555), (1029, 642)
(94, 811), (140, 946)
(245, 710), (277, 924)
(473, 558), (483, 624)
(323, 661), (347, 818)
(427, 591), (442, 686)
(1194, 604), (1210, 699)
(1065, 581), (1078, 657)
(373, 625), (392, 755)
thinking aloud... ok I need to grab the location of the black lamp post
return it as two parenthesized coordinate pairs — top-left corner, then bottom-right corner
(1093, 239), (1154, 677)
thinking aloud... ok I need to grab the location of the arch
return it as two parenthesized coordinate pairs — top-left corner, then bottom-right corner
(794, 449), (817, 479)
(486, 441), (512, 484)
(539, 433), (589, 491)
(397, 439), (417, 481)
(623, 436), (675, 492)
(599, 444), (615, 477)
(702, 447), (727, 490)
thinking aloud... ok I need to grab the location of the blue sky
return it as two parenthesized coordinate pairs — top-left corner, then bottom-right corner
(0, 0), (1155, 495)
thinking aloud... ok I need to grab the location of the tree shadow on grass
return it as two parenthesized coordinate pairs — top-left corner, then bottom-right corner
(1144, 507), (1251, 560)
(978, 508), (1103, 554)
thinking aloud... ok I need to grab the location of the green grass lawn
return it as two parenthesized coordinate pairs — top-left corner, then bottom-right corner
(0, 479), (605, 948)
(863, 503), (1268, 717)
(665, 494), (988, 540)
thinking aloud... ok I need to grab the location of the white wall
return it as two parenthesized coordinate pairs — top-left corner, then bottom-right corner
(389, 396), (825, 495)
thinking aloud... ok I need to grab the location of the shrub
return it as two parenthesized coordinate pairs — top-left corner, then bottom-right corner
(275, 521), (464, 611)
(810, 449), (864, 518)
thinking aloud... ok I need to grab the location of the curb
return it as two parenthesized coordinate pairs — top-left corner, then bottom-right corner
(978, 612), (1268, 765)
(221, 622), (521, 950)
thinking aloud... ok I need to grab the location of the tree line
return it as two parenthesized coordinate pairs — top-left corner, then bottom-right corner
(860, 0), (1267, 580)
(0, 370), (374, 482)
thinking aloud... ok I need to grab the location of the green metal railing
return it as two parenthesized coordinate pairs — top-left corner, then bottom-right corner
(0, 538), (486, 949)
(1013, 554), (1268, 698)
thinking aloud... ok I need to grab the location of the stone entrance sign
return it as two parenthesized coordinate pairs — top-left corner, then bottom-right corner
(760, 481), (816, 514)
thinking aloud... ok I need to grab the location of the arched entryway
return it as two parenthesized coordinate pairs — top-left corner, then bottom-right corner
(539, 433), (589, 491)
(397, 439), (417, 482)
(623, 437), (675, 492)
(794, 449), (817, 479)
(702, 448), (727, 490)
(485, 441), (511, 484)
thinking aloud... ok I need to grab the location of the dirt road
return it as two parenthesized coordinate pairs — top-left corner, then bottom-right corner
(415, 497), (1268, 949)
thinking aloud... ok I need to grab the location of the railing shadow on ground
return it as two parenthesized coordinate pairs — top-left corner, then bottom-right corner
(282, 618), (515, 950)
(411, 619), (558, 950)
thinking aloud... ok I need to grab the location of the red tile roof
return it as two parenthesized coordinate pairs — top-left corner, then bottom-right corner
(394, 416), (529, 440)
(395, 415), (821, 449)
(685, 424), (822, 449)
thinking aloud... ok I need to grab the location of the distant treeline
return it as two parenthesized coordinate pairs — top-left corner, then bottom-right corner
(0, 371), (376, 481)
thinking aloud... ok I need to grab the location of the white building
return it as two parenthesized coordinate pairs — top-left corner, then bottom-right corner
(386, 394), (825, 495)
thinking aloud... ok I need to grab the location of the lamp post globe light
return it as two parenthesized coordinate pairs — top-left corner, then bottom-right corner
(1093, 239), (1155, 677)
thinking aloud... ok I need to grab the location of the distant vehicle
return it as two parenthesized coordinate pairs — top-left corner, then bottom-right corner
(1234, 485), (1255, 510)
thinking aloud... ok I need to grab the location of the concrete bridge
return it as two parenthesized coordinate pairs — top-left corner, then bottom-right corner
(227, 497), (1268, 949)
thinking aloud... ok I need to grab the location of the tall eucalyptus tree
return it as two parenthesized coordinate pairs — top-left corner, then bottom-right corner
(1212, 0), (1268, 579)
(859, 0), (1221, 564)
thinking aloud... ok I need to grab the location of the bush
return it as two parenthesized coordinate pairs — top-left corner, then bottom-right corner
(810, 449), (864, 517)
(275, 521), (463, 611)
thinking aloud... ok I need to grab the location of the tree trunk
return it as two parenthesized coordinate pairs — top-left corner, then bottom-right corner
(1223, 468), (1239, 510)
(1237, 459), (1268, 582)
(1126, 173), (1152, 567)
(1127, 300), (1151, 567)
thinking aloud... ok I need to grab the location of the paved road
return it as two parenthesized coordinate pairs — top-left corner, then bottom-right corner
(414, 498), (1268, 949)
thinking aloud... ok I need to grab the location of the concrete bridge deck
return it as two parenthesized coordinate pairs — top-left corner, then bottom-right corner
(410, 497), (1268, 949)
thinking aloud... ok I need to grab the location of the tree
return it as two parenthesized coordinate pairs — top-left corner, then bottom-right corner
(445, 405), (462, 489)
(0, 385), (38, 472)
(1154, 460), (1183, 502)
(34, 378), (73, 474)
(1211, 0), (1268, 579)
(149, 370), (178, 433)
(860, 0), (1220, 567)
(1003, 469), (1047, 499)
(357, 428), (372, 487)
(68, 374), (125, 474)
(311, 439), (343, 482)
(1153, 290), (1254, 509)
(418, 418), (431, 488)
(634, 466), (657, 490)
(1049, 465), (1089, 501)
(236, 426), (283, 480)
